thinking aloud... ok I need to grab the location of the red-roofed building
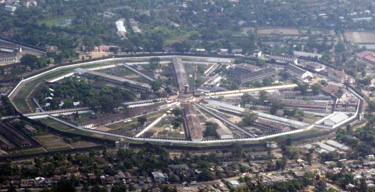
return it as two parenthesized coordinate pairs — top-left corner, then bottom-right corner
(357, 51), (375, 64)
(182, 104), (203, 142)
(321, 84), (340, 95)
(328, 69), (346, 83)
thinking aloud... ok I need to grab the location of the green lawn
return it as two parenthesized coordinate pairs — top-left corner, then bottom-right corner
(37, 16), (74, 27)
(40, 118), (117, 141)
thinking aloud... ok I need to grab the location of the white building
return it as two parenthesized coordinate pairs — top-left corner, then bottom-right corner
(326, 140), (350, 151)
(285, 63), (313, 83)
(115, 20), (126, 38)
(5, 4), (17, 12)
(323, 113), (349, 127)
(293, 51), (322, 59)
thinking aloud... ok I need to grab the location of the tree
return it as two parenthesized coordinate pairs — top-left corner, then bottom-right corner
(320, 80), (328, 86)
(90, 185), (107, 192)
(53, 179), (76, 192)
(171, 107), (182, 116)
(311, 83), (321, 95)
(6, 186), (16, 192)
(149, 57), (160, 70)
(199, 168), (215, 181)
(259, 91), (268, 104)
(81, 185), (89, 192)
(295, 83), (309, 95)
(242, 110), (258, 126)
(137, 117), (147, 126)
(335, 42), (346, 53)
(280, 71), (291, 81)
(204, 122), (218, 137)
(233, 143), (243, 158)
(172, 117), (184, 129)
(336, 87), (344, 98)
(276, 156), (287, 170)
(41, 187), (50, 192)
(241, 93), (253, 106)
(111, 184), (127, 192)
(359, 178), (368, 192)
(140, 92), (149, 100)
(270, 100), (283, 115)
(129, 184), (136, 191)
(20, 54), (39, 69)
(165, 87), (172, 94)
(262, 78), (272, 86)
(172, 41), (191, 53)
(151, 80), (162, 92)
(368, 99), (375, 113)
(315, 180), (327, 191)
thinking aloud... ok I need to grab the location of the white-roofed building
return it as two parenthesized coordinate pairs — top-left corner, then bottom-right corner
(293, 51), (322, 59)
(5, 4), (17, 12)
(285, 63), (313, 83)
(326, 140), (350, 151)
(316, 142), (336, 152)
(204, 100), (308, 129)
(115, 20), (126, 38)
(324, 113), (349, 127)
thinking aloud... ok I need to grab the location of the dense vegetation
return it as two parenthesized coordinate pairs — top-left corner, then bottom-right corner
(37, 77), (135, 113)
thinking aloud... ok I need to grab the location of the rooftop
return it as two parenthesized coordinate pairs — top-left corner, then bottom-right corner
(327, 113), (349, 124)
(173, 58), (188, 91)
(74, 68), (151, 90)
(183, 104), (203, 141)
(236, 63), (261, 71)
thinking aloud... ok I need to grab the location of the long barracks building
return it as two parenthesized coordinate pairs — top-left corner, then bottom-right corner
(74, 68), (152, 92)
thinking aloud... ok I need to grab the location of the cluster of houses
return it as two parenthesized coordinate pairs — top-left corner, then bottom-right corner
(0, 169), (168, 189)
(2, 0), (37, 13)
(0, 148), (282, 190)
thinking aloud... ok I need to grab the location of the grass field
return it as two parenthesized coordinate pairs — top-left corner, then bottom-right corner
(257, 28), (299, 35)
(34, 134), (72, 151)
(70, 140), (99, 148)
(40, 118), (118, 141)
(9, 147), (46, 156)
(38, 16), (74, 27)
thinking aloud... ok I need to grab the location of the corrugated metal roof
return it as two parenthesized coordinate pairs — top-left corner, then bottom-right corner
(327, 113), (348, 124)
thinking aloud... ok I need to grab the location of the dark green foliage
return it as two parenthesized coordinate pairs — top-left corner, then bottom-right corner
(111, 184), (127, 192)
(6, 186), (17, 192)
(172, 117), (184, 129)
(90, 185), (107, 192)
(53, 179), (76, 192)
(151, 80), (162, 92)
(171, 107), (182, 116)
(149, 57), (160, 70)
(137, 116), (147, 125)
(240, 93), (253, 107)
(311, 83), (321, 95)
(37, 77), (135, 113)
(242, 110), (258, 126)
(294, 83), (309, 96)
(204, 122), (218, 138)
(20, 54), (50, 70)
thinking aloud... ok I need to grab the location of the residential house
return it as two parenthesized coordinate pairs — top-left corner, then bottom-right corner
(24, 0), (37, 8)
(4, 5), (17, 12)
(151, 171), (169, 183)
